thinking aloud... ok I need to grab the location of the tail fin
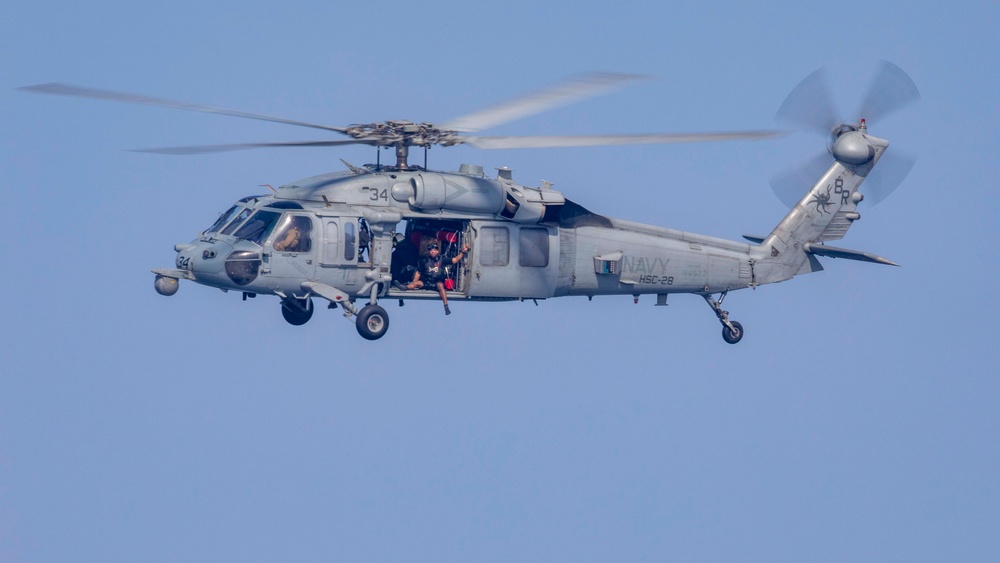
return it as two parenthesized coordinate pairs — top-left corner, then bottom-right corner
(754, 129), (889, 283)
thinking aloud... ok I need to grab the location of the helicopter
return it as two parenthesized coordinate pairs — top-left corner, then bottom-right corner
(21, 64), (918, 343)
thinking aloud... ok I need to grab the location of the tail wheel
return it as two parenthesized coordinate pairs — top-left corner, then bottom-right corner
(722, 321), (744, 344)
(281, 297), (314, 326)
(356, 304), (389, 340)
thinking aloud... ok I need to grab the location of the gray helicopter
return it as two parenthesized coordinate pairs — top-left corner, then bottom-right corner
(22, 65), (918, 342)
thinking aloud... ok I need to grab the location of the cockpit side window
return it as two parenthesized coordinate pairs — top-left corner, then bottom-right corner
(271, 214), (313, 253)
(233, 210), (281, 245)
(221, 208), (254, 236)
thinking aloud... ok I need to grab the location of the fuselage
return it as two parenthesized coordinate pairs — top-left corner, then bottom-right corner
(159, 164), (767, 304)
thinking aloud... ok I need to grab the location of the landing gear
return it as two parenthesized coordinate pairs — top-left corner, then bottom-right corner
(703, 292), (744, 344)
(281, 296), (314, 326)
(722, 321), (744, 344)
(356, 304), (389, 340)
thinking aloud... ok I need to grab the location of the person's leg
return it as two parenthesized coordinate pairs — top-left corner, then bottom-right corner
(436, 282), (451, 315)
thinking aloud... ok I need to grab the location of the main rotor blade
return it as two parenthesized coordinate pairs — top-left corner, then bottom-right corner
(857, 60), (920, 123)
(462, 130), (783, 149)
(775, 67), (840, 135)
(19, 83), (351, 135)
(441, 72), (648, 133)
(133, 139), (373, 155)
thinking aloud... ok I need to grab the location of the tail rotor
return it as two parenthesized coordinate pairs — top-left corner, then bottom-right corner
(770, 61), (920, 207)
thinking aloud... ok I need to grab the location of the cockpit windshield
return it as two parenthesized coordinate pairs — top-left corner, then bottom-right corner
(221, 208), (254, 236)
(233, 210), (281, 245)
(205, 205), (244, 234)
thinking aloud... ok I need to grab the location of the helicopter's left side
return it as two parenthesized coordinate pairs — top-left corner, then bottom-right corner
(152, 163), (560, 340)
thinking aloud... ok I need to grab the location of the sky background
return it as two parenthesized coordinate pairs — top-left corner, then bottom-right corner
(2, 1), (998, 561)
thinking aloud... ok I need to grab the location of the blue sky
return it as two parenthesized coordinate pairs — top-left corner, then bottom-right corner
(2, 1), (998, 561)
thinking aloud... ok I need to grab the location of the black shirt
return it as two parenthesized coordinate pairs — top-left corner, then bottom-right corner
(419, 254), (448, 282)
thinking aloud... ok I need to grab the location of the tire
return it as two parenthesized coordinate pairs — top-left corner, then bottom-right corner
(356, 304), (389, 340)
(722, 321), (744, 344)
(281, 297), (314, 326)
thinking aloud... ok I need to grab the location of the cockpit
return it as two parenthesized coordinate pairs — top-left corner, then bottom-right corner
(203, 199), (310, 246)
(202, 195), (268, 237)
(193, 203), (315, 288)
(231, 210), (282, 245)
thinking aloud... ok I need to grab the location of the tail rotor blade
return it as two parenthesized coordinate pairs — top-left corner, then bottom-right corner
(770, 151), (833, 208)
(862, 151), (916, 205)
(775, 67), (840, 135)
(857, 61), (920, 123)
(773, 62), (919, 208)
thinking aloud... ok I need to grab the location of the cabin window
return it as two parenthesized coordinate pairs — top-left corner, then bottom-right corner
(479, 226), (509, 266)
(519, 227), (549, 267)
(344, 221), (356, 261)
(358, 218), (371, 262)
(322, 220), (340, 264)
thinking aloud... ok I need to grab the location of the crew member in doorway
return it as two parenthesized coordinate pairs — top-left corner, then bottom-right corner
(405, 242), (470, 315)
(390, 233), (418, 285)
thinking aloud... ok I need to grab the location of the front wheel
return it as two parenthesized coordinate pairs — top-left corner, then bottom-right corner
(722, 321), (744, 344)
(356, 304), (389, 340)
(281, 297), (314, 326)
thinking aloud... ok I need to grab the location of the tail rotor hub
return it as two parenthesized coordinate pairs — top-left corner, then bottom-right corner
(830, 123), (875, 165)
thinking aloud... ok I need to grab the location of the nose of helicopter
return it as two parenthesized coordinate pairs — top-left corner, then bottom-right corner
(176, 238), (267, 288)
(175, 239), (232, 276)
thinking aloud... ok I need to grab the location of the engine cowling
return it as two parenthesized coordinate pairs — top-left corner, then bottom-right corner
(399, 173), (505, 214)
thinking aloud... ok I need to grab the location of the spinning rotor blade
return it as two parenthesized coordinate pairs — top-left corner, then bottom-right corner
(19, 83), (351, 134)
(857, 60), (921, 123)
(133, 139), (373, 155)
(771, 61), (920, 207)
(463, 130), (783, 149)
(770, 151), (833, 208)
(861, 151), (916, 205)
(23, 73), (786, 166)
(441, 72), (647, 133)
(775, 68), (840, 134)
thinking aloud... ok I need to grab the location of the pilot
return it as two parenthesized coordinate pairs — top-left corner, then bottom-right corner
(274, 217), (307, 252)
(403, 242), (470, 315)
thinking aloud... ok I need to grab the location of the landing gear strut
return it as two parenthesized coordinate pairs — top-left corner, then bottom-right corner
(703, 292), (744, 344)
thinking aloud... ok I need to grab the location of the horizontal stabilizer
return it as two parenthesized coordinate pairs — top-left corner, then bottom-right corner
(743, 234), (767, 244)
(803, 243), (899, 266)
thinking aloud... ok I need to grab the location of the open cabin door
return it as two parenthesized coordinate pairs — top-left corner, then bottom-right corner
(387, 218), (473, 298)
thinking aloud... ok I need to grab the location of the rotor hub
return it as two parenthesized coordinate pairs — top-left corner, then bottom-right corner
(831, 129), (875, 165)
(344, 120), (460, 149)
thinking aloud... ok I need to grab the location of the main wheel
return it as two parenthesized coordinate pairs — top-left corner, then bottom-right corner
(281, 297), (314, 326)
(722, 321), (744, 344)
(356, 304), (389, 340)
